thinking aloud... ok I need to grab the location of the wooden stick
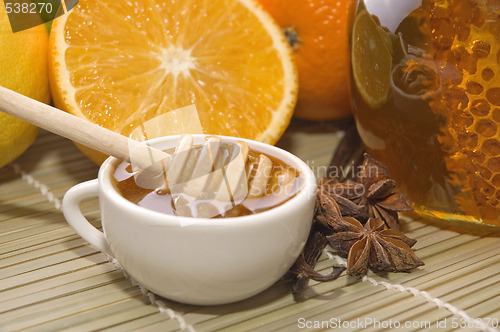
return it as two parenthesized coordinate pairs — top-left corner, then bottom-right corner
(0, 86), (169, 170)
(326, 123), (363, 181)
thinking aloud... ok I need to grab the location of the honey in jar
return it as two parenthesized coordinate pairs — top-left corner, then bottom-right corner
(349, 0), (500, 226)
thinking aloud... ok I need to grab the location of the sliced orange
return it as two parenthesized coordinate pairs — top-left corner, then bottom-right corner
(49, 0), (298, 164)
(351, 10), (392, 109)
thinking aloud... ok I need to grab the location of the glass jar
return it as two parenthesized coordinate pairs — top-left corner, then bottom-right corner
(349, 0), (500, 227)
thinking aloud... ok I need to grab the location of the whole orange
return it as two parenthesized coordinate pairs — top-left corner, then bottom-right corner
(257, 0), (352, 120)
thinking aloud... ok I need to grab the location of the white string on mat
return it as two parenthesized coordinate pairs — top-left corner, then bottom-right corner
(107, 257), (196, 332)
(323, 250), (499, 332)
(12, 162), (195, 331)
(11, 163), (62, 209)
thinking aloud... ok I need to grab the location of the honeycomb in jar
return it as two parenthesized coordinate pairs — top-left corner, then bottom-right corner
(430, 0), (500, 223)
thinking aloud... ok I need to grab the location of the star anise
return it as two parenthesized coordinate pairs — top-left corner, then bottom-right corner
(358, 155), (414, 229)
(318, 154), (413, 230)
(289, 127), (423, 293)
(315, 186), (357, 232)
(317, 178), (368, 222)
(327, 217), (424, 276)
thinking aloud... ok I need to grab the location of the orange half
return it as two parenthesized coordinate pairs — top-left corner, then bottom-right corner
(49, 0), (298, 163)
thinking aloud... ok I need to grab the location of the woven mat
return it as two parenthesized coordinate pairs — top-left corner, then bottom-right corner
(1, 120), (500, 332)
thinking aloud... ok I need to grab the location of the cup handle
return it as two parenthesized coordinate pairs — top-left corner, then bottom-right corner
(62, 179), (112, 255)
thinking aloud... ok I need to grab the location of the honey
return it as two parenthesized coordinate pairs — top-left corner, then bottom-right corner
(350, 0), (500, 225)
(112, 148), (301, 218)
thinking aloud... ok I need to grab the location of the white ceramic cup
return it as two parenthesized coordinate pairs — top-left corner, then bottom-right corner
(62, 135), (316, 305)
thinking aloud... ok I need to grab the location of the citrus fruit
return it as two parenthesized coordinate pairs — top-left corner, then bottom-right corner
(256, 0), (352, 120)
(351, 10), (392, 109)
(49, 0), (298, 165)
(0, 8), (50, 169)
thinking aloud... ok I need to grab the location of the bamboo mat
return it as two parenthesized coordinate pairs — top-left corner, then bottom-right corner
(1, 120), (500, 332)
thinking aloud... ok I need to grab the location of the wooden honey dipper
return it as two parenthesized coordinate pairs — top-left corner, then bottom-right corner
(0, 86), (273, 217)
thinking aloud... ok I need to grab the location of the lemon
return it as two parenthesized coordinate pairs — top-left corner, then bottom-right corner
(351, 10), (392, 109)
(0, 9), (51, 168)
